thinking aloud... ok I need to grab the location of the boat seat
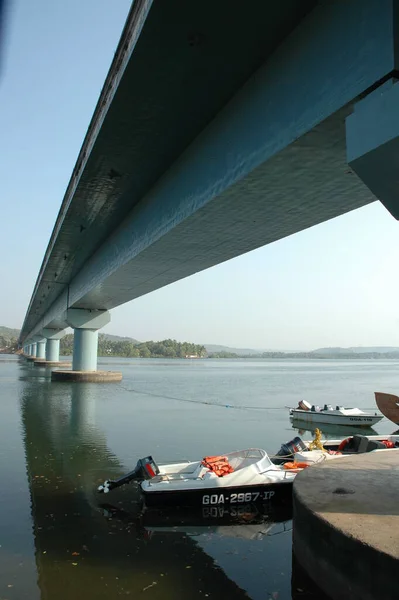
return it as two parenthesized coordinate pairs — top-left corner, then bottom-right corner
(351, 435), (370, 454)
(366, 440), (387, 452)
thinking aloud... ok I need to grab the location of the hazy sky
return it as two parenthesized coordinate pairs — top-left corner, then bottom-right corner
(1, 1), (399, 351)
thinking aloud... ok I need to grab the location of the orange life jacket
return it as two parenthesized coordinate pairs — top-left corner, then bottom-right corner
(201, 455), (234, 477)
(283, 461), (310, 470)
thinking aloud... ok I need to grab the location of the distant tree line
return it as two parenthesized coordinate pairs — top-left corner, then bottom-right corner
(60, 335), (206, 359)
(4, 329), (399, 360)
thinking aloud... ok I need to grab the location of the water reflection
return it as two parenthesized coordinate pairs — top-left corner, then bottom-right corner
(290, 417), (378, 439)
(19, 377), (290, 599)
(101, 502), (293, 541)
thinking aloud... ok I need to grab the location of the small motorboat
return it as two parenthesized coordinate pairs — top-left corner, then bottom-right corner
(97, 431), (399, 508)
(374, 392), (399, 426)
(289, 400), (383, 427)
(98, 449), (296, 508)
(289, 431), (399, 461)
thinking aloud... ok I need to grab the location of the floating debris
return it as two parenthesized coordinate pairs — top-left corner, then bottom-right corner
(142, 581), (157, 592)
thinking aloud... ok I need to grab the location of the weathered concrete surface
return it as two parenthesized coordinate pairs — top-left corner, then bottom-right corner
(51, 370), (122, 383)
(34, 360), (72, 368)
(293, 451), (399, 600)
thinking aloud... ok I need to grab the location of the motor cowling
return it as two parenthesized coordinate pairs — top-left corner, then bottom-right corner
(273, 437), (307, 465)
(98, 456), (160, 494)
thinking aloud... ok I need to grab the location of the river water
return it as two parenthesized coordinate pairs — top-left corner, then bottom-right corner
(1, 356), (398, 600)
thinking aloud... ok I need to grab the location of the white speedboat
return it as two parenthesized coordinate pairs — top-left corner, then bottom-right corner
(98, 449), (296, 507)
(97, 432), (399, 508)
(289, 400), (383, 427)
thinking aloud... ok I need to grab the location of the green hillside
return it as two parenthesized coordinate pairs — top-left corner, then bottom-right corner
(0, 326), (20, 338)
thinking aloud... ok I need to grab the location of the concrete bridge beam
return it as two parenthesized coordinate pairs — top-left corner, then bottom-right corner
(347, 78), (399, 220)
(51, 310), (121, 382)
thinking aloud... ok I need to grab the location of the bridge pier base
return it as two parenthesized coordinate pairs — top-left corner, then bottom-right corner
(51, 310), (122, 382)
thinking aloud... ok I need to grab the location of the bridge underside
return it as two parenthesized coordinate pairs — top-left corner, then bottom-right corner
(20, 0), (399, 342)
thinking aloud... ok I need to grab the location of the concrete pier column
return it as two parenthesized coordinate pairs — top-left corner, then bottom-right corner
(72, 329), (98, 371)
(52, 310), (122, 382)
(26, 342), (38, 362)
(34, 328), (71, 369)
(46, 339), (60, 362)
(36, 340), (46, 359)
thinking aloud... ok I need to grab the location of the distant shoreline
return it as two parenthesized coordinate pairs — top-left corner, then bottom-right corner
(3, 350), (399, 360)
(3, 326), (399, 360)
(66, 353), (399, 360)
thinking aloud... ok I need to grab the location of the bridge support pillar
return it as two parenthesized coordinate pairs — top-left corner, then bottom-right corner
(34, 328), (71, 368)
(46, 339), (60, 362)
(72, 329), (99, 371)
(36, 340), (46, 360)
(52, 310), (122, 382)
(26, 342), (38, 362)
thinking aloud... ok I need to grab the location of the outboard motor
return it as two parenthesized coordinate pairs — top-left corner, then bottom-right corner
(98, 456), (160, 494)
(273, 437), (307, 465)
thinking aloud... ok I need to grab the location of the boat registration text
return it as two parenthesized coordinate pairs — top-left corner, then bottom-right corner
(202, 490), (275, 505)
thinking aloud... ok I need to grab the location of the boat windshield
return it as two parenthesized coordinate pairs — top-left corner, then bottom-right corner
(226, 449), (270, 471)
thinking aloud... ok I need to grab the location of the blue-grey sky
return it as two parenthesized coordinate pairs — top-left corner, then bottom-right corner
(1, 1), (399, 351)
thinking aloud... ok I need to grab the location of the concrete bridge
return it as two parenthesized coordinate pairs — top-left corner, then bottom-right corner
(19, 0), (399, 379)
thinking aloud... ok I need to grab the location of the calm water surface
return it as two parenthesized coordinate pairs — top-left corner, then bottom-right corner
(1, 356), (398, 600)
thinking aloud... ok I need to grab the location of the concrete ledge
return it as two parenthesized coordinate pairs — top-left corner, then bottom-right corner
(293, 452), (399, 600)
(51, 370), (123, 382)
(26, 356), (37, 362)
(34, 360), (72, 368)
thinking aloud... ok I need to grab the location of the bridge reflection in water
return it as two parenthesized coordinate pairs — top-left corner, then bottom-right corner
(18, 365), (298, 600)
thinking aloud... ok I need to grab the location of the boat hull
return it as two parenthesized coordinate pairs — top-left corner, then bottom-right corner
(141, 480), (293, 508)
(374, 392), (399, 425)
(290, 410), (382, 427)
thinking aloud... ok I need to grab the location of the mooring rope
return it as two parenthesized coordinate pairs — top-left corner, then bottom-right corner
(118, 384), (290, 411)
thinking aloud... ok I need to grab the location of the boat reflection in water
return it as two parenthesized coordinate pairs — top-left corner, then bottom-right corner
(290, 417), (378, 439)
(100, 501), (293, 542)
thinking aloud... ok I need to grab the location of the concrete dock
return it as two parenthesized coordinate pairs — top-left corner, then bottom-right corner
(293, 451), (399, 600)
